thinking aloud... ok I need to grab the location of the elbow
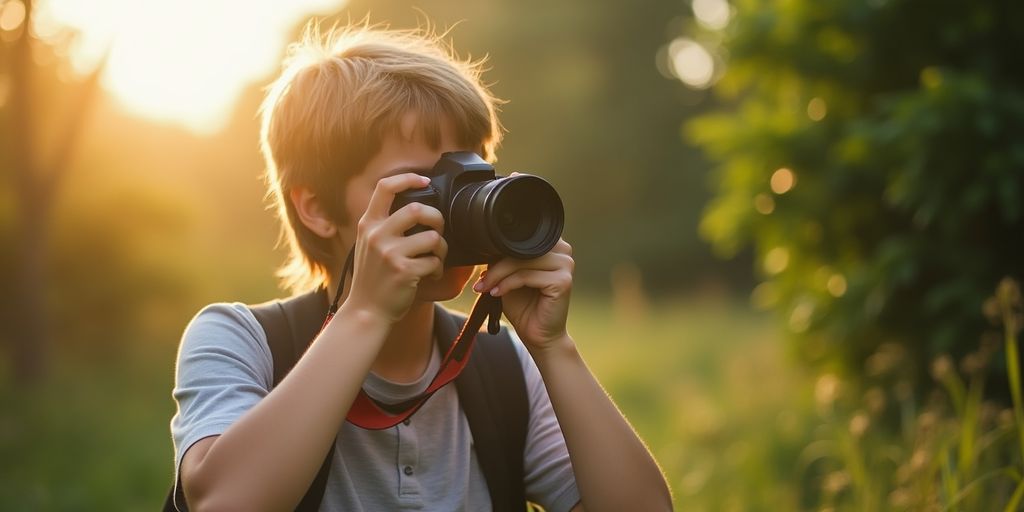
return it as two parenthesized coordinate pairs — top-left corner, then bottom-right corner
(190, 497), (251, 512)
(185, 479), (287, 512)
(183, 474), (256, 512)
(187, 489), (268, 512)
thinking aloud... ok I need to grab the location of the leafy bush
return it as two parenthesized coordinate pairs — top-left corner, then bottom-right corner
(800, 279), (1024, 510)
(688, 0), (1024, 383)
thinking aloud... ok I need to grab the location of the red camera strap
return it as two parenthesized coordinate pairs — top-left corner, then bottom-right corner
(325, 247), (503, 430)
(321, 283), (502, 430)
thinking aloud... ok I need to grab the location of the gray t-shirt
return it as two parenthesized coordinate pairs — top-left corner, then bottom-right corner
(171, 302), (580, 511)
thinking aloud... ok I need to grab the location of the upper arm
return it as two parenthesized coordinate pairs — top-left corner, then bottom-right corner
(509, 329), (581, 512)
(170, 304), (273, 504)
(180, 435), (219, 504)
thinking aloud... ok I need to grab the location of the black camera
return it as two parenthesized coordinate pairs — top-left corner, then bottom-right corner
(390, 151), (564, 266)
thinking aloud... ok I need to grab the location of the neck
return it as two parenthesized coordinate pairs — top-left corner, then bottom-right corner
(327, 273), (435, 384)
(373, 300), (435, 383)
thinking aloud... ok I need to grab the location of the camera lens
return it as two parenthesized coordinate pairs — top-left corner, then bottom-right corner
(494, 184), (542, 242)
(450, 175), (564, 261)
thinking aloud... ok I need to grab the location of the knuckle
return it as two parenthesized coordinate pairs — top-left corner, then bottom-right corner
(364, 226), (380, 245)
(383, 247), (403, 267)
(357, 215), (371, 232)
(558, 271), (573, 288)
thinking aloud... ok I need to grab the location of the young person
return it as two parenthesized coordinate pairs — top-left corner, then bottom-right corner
(170, 24), (672, 512)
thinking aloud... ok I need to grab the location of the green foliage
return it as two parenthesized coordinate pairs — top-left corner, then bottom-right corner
(689, 0), (1024, 380)
(799, 279), (1024, 510)
(0, 343), (178, 510)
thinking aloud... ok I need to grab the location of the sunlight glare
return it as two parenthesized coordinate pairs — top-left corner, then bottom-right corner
(36, 0), (340, 134)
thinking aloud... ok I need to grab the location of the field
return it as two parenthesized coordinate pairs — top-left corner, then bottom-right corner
(4, 291), (1020, 511)
(1, 294), (812, 510)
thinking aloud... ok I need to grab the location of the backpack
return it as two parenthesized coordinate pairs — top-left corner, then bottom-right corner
(165, 289), (529, 511)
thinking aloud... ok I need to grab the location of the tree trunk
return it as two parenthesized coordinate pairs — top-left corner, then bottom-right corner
(7, 0), (52, 384)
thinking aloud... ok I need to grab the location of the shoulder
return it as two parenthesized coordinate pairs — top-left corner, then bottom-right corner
(176, 302), (272, 386)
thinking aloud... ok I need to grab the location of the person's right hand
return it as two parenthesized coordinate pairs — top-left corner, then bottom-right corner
(344, 173), (448, 323)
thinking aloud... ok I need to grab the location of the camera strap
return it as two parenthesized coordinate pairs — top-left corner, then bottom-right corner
(323, 246), (503, 430)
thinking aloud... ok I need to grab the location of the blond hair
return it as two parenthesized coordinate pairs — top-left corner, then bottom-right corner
(259, 23), (503, 293)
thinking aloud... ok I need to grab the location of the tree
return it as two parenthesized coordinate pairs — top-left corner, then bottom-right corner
(0, 0), (106, 382)
(688, 0), (1024, 384)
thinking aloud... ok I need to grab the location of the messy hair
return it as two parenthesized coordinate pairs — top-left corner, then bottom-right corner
(260, 22), (503, 293)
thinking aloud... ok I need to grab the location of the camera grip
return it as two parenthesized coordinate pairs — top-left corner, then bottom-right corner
(390, 187), (441, 237)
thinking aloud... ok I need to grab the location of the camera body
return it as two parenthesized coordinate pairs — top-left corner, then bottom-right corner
(390, 151), (564, 267)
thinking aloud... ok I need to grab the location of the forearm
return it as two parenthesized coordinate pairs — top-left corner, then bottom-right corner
(185, 304), (390, 511)
(531, 335), (673, 512)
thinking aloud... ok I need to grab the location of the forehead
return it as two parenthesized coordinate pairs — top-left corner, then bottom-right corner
(363, 112), (468, 177)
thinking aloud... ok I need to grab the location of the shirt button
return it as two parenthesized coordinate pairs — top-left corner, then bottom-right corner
(403, 419), (411, 426)
(403, 465), (414, 476)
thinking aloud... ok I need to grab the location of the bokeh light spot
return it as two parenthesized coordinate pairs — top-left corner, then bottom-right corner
(807, 97), (827, 121)
(770, 167), (796, 194)
(750, 282), (778, 310)
(753, 193), (775, 214)
(764, 247), (789, 275)
(827, 274), (847, 297)
(0, 0), (26, 32)
(789, 301), (814, 333)
(668, 37), (715, 89)
(692, 0), (731, 30)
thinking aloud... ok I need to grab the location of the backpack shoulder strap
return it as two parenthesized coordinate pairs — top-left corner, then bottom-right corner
(249, 288), (333, 512)
(249, 289), (328, 386)
(434, 305), (529, 512)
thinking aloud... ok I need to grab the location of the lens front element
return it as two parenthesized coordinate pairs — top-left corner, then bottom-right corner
(482, 175), (563, 259)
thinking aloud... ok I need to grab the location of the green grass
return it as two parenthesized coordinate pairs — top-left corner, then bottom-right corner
(0, 342), (178, 510)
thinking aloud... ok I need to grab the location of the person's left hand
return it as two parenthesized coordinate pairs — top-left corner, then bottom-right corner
(472, 238), (574, 351)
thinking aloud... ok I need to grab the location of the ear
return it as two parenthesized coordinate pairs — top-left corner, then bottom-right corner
(289, 186), (338, 238)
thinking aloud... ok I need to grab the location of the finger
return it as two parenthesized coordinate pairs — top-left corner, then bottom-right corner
(488, 269), (573, 298)
(386, 201), (445, 236)
(364, 173), (432, 220)
(551, 238), (573, 256)
(403, 254), (444, 279)
(474, 252), (570, 292)
(399, 229), (449, 262)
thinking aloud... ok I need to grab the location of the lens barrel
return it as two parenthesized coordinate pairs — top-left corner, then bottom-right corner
(450, 175), (564, 261)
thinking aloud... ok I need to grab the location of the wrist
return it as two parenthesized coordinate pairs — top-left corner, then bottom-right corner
(333, 301), (393, 335)
(527, 333), (579, 369)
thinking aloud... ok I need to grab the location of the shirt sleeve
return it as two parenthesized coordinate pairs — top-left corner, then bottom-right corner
(508, 329), (581, 512)
(170, 302), (273, 478)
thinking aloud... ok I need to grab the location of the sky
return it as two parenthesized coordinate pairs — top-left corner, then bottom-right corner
(34, 0), (342, 134)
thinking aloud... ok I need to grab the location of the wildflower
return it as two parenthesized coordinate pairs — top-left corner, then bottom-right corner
(930, 355), (953, 382)
(909, 449), (930, 471)
(865, 343), (904, 376)
(849, 411), (870, 438)
(864, 387), (886, 415)
(999, 408), (1014, 428)
(889, 488), (912, 508)
(823, 471), (850, 495)
(815, 374), (841, 409)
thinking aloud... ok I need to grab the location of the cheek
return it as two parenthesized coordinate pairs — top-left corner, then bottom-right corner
(447, 265), (477, 286)
(416, 265), (478, 300)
